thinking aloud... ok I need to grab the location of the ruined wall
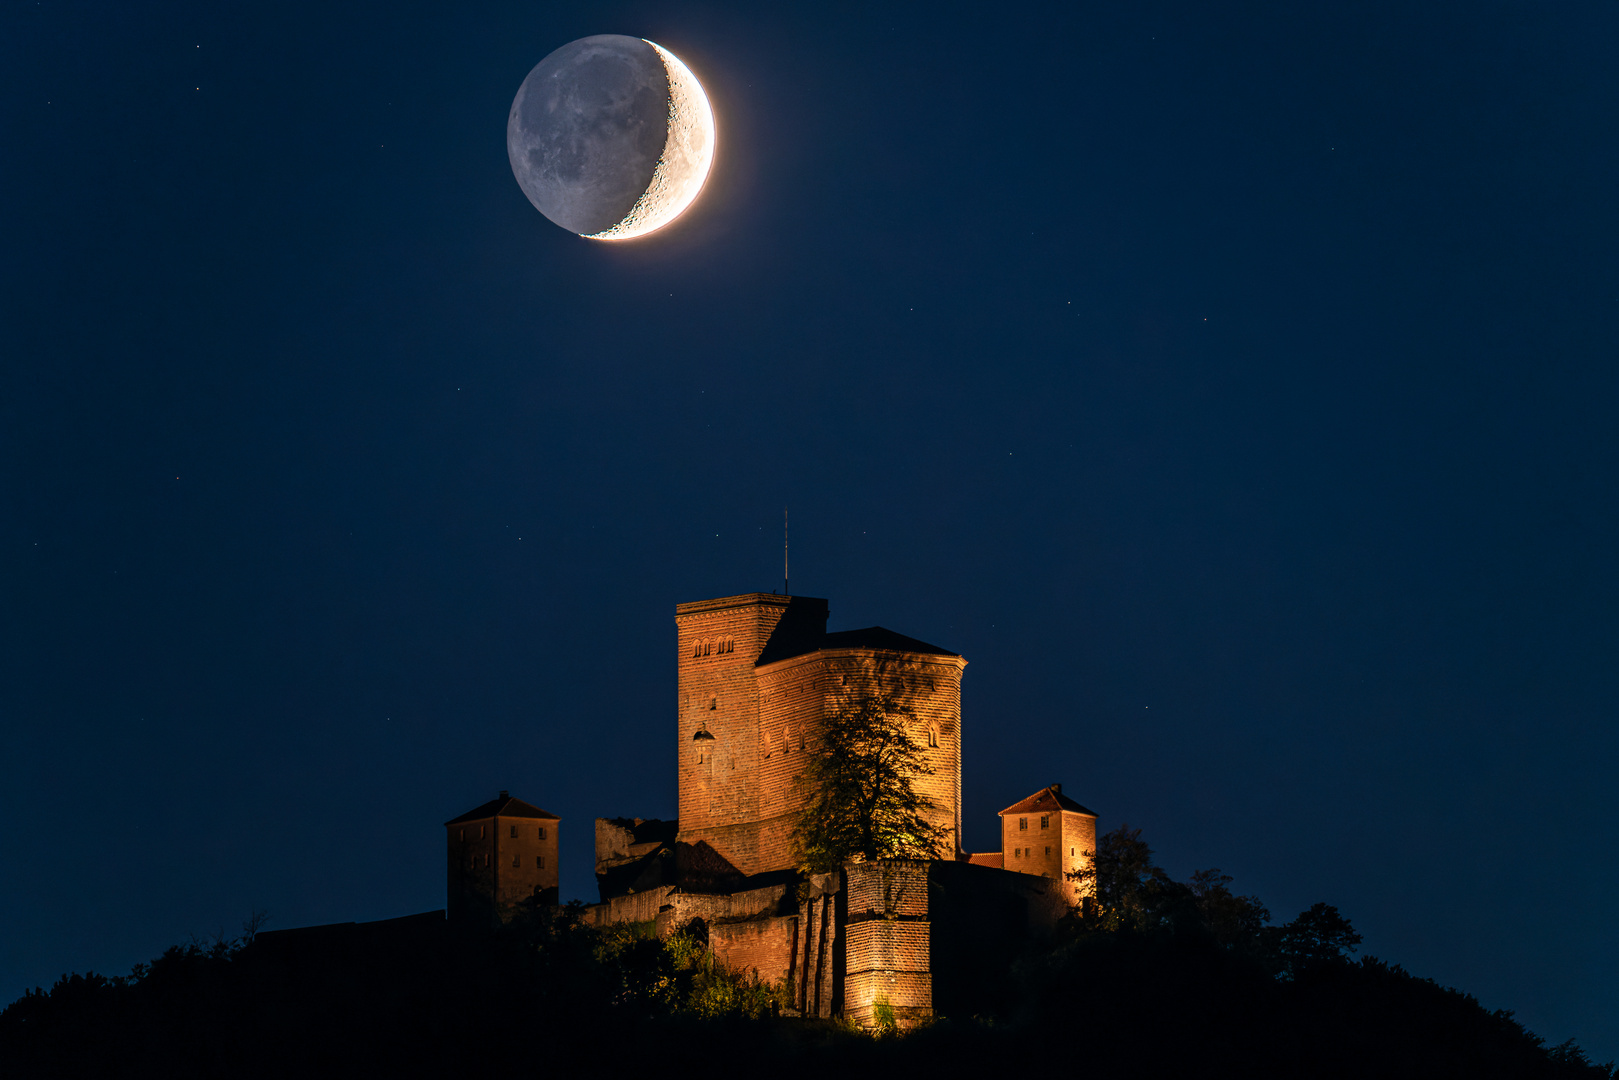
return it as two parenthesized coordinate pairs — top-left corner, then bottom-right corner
(653, 881), (792, 937)
(580, 879), (803, 1005)
(579, 886), (674, 929)
(794, 872), (842, 1018)
(594, 817), (677, 901)
(709, 915), (799, 986)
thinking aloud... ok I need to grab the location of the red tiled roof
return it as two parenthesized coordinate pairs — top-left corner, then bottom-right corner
(999, 785), (1097, 817)
(967, 852), (1004, 869)
(444, 792), (558, 826)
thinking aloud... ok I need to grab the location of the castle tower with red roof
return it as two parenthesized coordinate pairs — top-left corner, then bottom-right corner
(998, 784), (1097, 904)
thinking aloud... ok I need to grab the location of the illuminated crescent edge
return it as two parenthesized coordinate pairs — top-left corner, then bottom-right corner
(584, 41), (716, 241)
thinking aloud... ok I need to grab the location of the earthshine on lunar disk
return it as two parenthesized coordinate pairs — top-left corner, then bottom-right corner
(506, 35), (716, 241)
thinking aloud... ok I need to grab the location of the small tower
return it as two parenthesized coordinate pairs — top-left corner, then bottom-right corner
(445, 791), (559, 927)
(999, 784), (1097, 904)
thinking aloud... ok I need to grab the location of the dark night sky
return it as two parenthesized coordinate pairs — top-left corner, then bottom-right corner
(4, 0), (1616, 1058)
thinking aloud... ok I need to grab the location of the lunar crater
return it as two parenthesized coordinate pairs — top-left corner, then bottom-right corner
(507, 35), (715, 240)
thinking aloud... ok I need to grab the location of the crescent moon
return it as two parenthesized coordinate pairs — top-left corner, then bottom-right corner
(585, 41), (716, 241)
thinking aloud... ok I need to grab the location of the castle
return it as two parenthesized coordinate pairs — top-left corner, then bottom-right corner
(444, 591), (1097, 1028)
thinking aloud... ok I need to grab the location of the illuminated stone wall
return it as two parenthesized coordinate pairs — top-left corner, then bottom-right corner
(816, 651), (964, 858)
(844, 860), (934, 1029)
(1000, 793), (1097, 904)
(673, 593), (963, 876)
(1003, 806), (1061, 879)
(1060, 808), (1097, 905)
(708, 915), (799, 987)
(674, 593), (826, 874)
(742, 644), (964, 874)
(842, 859), (1071, 1029)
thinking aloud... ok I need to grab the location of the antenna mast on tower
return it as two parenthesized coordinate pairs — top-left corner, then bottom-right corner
(783, 507), (789, 596)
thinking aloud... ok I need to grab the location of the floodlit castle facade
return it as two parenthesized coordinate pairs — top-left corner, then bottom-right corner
(674, 593), (964, 875)
(446, 590), (1097, 1028)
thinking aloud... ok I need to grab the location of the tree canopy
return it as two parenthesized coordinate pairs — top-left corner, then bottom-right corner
(1069, 822), (1367, 980)
(790, 658), (948, 873)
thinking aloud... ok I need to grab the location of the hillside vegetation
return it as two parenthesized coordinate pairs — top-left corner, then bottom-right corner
(3, 827), (1609, 1079)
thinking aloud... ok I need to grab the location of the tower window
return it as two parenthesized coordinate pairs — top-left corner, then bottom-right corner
(537, 855), (545, 869)
(1040, 816), (1049, 829)
(1015, 848), (1021, 858)
(1045, 846), (1051, 856)
(512, 854), (521, 868)
(927, 723), (939, 748)
(709, 696), (717, 711)
(1019, 817), (1027, 831)
(479, 825), (486, 839)
(483, 853), (489, 867)
(1071, 847), (1075, 857)
(510, 825), (519, 838)
(538, 827), (547, 840)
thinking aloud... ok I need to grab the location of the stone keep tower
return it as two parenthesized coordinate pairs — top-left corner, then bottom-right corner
(675, 593), (826, 873)
(445, 791), (559, 926)
(999, 784), (1097, 903)
(675, 592), (965, 876)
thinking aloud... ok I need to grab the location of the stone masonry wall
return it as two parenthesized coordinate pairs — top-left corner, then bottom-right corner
(754, 656), (823, 874)
(844, 861), (933, 1029)
(793, 872), (842, 1018)
(446, 814), (558, 925)
(709, 915), (799, 986)
(674, 593), (962, 877)
(1002, 805), (1061, 881)
(579, 886), (674, 929)
(754, 651), (965, 873)
(999, 805), (1096, 902)
(675, 594), (828, 875)
(819, 654), (963, 858)
(846, 859), (930, 919)
(653, 882), (792, 937)
(844, 921), (932, 1029)
(1060, 809), (1097, 905)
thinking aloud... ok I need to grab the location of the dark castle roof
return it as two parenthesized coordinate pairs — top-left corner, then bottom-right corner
(999, 785), (1097, 818)
(757, 620), (959, 667)
(820, 626), (957, 657)
(444, 792), (558, 826)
